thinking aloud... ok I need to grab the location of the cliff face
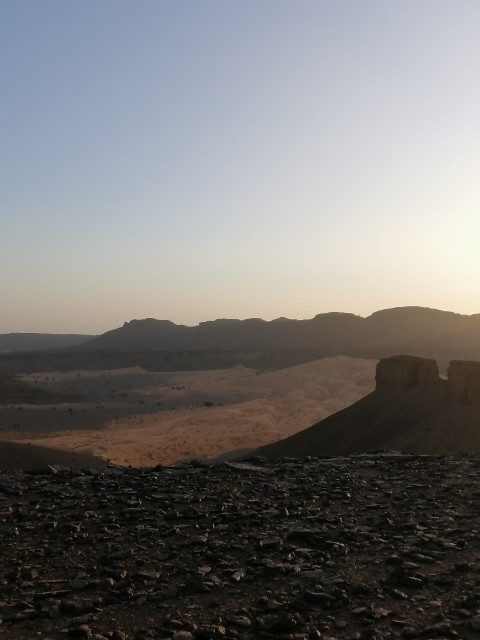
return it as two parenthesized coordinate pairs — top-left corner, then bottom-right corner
(375, 356), (480, 403)
(375, 355), (441, 391)
(448, 360), (480, 404)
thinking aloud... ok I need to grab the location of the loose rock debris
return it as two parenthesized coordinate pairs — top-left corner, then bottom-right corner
(2, 454), (480, 639)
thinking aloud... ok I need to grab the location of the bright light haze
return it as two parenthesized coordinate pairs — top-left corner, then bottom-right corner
(2, 1), (479, 333)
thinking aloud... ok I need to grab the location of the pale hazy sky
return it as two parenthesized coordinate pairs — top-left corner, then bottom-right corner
(1, 1), (479, 333)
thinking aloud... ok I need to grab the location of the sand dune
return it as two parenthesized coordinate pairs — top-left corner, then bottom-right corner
(0, 356), (376, 468)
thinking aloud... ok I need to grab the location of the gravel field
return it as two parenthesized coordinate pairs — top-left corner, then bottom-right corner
(2, 453), (480, 639)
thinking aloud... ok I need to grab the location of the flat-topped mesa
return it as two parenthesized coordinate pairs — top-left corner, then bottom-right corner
(375, 355), (440, 391)
(447, 360), (480, 404)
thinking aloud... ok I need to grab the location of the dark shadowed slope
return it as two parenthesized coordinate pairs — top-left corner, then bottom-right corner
(0, 375), (82, 405)
(0, 375), (52, 404)
(0, 333), (95, 353)
(256, 355), (480, 457)
(0, 441), (107, 471)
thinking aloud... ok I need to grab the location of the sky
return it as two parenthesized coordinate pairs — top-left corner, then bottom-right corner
(1, 1), (479, 334)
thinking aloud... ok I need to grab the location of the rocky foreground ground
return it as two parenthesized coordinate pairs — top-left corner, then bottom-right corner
(2, 455), (480, 639)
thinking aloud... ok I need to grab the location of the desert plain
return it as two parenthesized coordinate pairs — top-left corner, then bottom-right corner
(0, 356), (376, 467)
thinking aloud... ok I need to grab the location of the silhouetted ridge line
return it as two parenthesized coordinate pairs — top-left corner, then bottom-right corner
(82, 306), (480, 355)
(1, 306), (479, 374)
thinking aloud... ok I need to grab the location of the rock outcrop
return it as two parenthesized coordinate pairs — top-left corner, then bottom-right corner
(373, 356), (480, 404)
(375, 356), (480, 403)
(375, 355), (441, 391)
(448, 360), (480, 404)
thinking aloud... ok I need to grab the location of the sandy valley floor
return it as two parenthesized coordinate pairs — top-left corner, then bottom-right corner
(0, 356), (376, 466)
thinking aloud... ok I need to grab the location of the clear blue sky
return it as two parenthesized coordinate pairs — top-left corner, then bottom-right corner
(1, 0), (479, 333)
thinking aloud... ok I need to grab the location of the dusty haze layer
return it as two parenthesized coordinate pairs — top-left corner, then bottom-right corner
(0, 356), (376, 468)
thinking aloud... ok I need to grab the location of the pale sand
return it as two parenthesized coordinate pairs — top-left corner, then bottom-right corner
(0, 356), (376, 466)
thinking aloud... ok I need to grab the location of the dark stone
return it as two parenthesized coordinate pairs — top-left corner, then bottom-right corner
(3, 454), (480, 640)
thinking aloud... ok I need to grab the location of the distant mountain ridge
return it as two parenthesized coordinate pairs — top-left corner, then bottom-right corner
(1, 307), (479, 374)
(83, 306), (480, 357)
